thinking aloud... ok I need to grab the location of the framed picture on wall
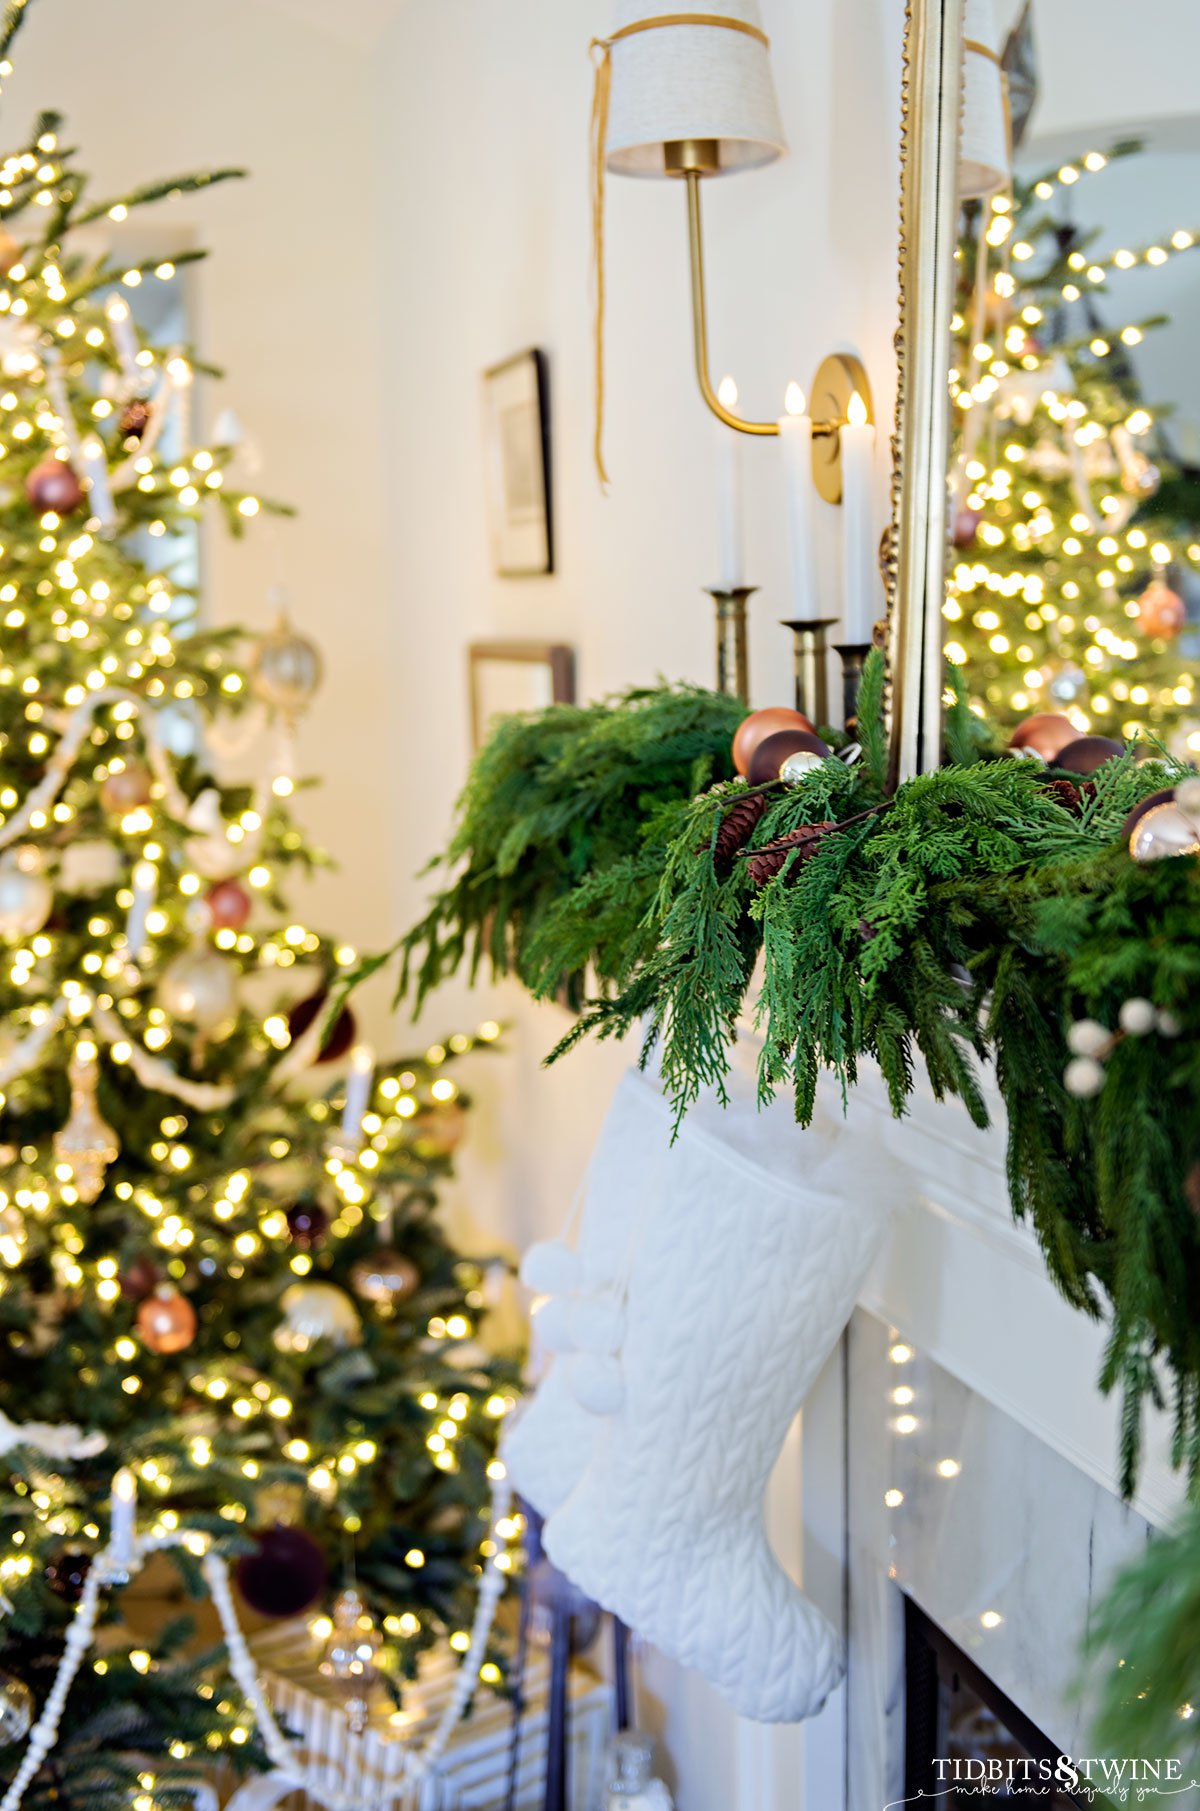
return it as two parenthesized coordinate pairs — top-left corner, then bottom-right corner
(481, 349), (553, 576)
(468, 640), (575, 748)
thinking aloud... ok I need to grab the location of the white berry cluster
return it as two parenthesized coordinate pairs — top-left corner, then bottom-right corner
(1064, 998), (1181, 1099)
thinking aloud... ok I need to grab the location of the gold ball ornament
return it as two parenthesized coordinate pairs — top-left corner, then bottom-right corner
(276, 1281), (362, 1351)
(731, 707), (815, 779)
(0, 851), (52, 940)
(100, 762), (153, 815)
(351, 1248), (420, 1305)
(251, 613), (323, 721)
(137, 1285), (198, 1355)
(0, 231), (22, 278)
(159, 946), (238, 1031)
(1137, 579), (1186, 641)
(0, 1672), (34, 1743)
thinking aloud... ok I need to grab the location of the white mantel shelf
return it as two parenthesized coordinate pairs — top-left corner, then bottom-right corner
(824, 1058), (1183, 1532)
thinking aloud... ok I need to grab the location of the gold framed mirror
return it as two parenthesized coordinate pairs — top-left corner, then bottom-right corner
(891, 0), (1200, 781)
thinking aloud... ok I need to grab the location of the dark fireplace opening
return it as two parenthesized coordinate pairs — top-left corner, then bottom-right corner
(904, 1598), (1088, 1806)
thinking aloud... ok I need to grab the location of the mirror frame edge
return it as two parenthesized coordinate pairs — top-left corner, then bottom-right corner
(887, 0), (964, 786)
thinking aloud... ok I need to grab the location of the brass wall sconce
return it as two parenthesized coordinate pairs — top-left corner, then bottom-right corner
(592, 3), (875, 496)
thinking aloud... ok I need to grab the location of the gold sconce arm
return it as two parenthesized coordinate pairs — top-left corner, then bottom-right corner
(680, 164), (873, 502)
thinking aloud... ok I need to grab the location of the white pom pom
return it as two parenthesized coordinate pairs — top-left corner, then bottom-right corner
(520, 1239), (581, 1296)
(569, 1292), (626, 1357)
(1158, 1008), (1181, 1038)
(1176, 776), (1200, 818)
(1118, 997), (1157, 1037)
(1064, 1056), (1105, 1099)
(530, 1292), (575, 1354)
(1066, 1018), (1109, 1058)
(564, 1352), (625, 1416)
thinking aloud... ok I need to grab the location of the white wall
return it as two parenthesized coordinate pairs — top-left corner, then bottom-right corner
(4, 0), (396, 1004)
(375, 2), (904, 1802)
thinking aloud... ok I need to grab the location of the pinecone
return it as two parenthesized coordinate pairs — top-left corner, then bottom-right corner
(710, 792), (770, 878)
(1041, 777), (1083, 815)
(748, 822), (835, 888)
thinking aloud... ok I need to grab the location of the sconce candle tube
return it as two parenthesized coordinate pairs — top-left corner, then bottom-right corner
(778, 386), (818, 621)
(110, 1466), (137, 1571)
(341, 1045), (374, 1145)
(840, 395), (878, 644)
(715, 376), (746, 588)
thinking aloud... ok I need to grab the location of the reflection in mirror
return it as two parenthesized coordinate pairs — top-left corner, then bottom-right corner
(947, 0), (1200, 762)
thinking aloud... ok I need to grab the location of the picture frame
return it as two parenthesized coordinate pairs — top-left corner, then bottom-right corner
(481, 349), (553, 576)
(467, 640), (575, 749)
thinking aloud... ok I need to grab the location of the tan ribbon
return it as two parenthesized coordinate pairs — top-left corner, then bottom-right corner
(590, 13), (770, 487)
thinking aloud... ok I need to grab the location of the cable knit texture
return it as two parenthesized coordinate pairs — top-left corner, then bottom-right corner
(502, 1070), (670, 1518)
(543, 1070), (889, 1723)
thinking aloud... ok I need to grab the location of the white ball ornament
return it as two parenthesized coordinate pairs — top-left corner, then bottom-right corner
(564, 1352), (625, 1416)
(1158, 1009), (1182, 1038)
(1064, 1056), (1105, 1099)
(277, 1281), (362, 1350)
(0, 852), (52, 940)
(520, 1239), (581, 1296)
(1118, 997), (1157, 1037)
(1129, 802), (1200, 863)
(159, 946), (238, 1031)
(530, 1292), (575, 1354)
(779, 750), (826, 786)
(1066, 1019), (1109, 1059)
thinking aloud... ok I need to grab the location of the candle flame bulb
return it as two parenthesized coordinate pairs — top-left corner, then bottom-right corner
(847, 390), (868, 428)
(717, 374), (738, 409)
(785, 382), (806, 416)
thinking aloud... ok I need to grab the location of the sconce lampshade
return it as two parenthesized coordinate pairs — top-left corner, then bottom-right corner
(604, 0), (786, 178)
(959, 0), (1010, 201)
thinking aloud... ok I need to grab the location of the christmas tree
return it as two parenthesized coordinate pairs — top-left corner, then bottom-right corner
(947, 141), (1200, 751)
(0, 5), (516, 1804)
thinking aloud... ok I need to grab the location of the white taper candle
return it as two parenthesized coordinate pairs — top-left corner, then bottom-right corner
(778, 383), (817, 621)
(110, 1466), (137, 1569)
(340, 1044), (374, 1143)
(840, 391), (879, 645)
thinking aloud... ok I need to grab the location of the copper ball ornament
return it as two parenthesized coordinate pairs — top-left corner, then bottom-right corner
(732, 707), (815, 779)
(1053, 735), (1125, 776)
(409, 1101), (467, 1155)
(746, 728), (830, 788)
(25, 457), (84, 516)
(1010, 714), (1077, 762)
(136, 1285), (198, 1354)
(285, 1202), (328, 1249)
(0, 231), (21, 278)
(953, 507), (981, 548)
(205, 878), (252, 932)
(100, 762), (153, 815)
(351, 1247), (420, 1305)
(236, 1524), (327, 1620)
(286, 989), (356, 1064)
(1137, 579), (1186, 641)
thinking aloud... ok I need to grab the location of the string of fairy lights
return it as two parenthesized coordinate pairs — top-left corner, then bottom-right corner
(948, 143), (1200, 741)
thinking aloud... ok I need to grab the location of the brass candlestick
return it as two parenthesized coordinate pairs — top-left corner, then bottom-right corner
(705, 585), (756, 701)
(834, 642), (872, 736)
(780, 617), (837, 727)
